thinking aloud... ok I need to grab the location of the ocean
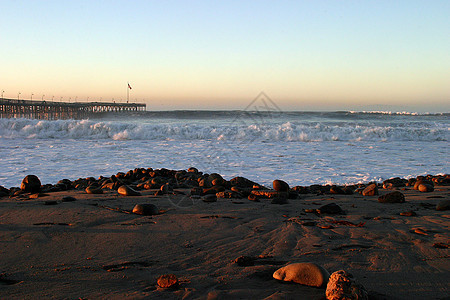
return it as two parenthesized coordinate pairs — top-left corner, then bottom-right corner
(0, 110), (448, 188)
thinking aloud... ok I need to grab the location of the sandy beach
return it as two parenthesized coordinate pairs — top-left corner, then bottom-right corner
(1, 170), (449, 299)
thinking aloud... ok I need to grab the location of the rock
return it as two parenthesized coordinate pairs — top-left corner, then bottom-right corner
(273, 262), (329, 287)
(436, 200), (450, 211)
(235, 256), (255, 266)
(400, 210), (417, 216)
(362, 183), (378, 196)
(202, 194), (217, 203)
(132, 203), (159, 215)
(0, 185), (9, 197)
(43, 200), (58, 205)
(329, 185), (346, 195)
(273, 180), (289, 192)
(118, 185), (141, 196)
(271, 196), (288, 204)
(62, 196), (77, 202)
(418, 184), (434, 193)
(20, 175), (42, 193)
(188, 167), (199, 173)
(317, 203), (344, 214)
(251, 190), (283, 199)
(414, 179), (433, 190)
(248, 194), (260, 202)
(378, 191), (405, 203)
(326, 270), (368, 300)
(160, 183), (173, 194)
(85, 186), (103, 194)
(216, 191), (241, 199)
(230, 176), (257, 189)
(157, 274), (178, 288)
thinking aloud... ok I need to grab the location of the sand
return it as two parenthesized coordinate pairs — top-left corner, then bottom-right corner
(0, 181), (449, 299)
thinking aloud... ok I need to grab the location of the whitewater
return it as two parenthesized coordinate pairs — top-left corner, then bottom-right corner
(0, 111), (448, 188)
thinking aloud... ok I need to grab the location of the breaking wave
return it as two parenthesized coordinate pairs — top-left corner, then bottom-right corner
(0, 118), (447, 142)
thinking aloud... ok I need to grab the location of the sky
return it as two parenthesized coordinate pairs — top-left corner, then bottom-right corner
(0, 0), (449, 112)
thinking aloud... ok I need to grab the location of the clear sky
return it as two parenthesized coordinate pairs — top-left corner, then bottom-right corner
(0, 0), (449, 112)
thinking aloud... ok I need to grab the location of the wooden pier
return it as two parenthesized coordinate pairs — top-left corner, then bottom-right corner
(0, 98), (146, 120)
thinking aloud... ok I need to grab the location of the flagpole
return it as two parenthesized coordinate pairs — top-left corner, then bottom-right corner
(127, 82), (129, 103)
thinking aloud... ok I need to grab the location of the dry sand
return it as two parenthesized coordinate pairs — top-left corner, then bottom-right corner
(0, 183), (449, 299)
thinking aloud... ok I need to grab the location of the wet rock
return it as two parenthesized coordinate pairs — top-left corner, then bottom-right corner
(378, 191), (405, 203)
(157, 274), (178, 288)
(118, 185), (141, 196)
(20, 175), (42, 193)
(362, 183), (378, 196)
(85, 186), (103, 194)
(273, 262), (329, 287)
(436, 200), (450, 211)
(317, 203), (345, 214)
(326, 270), (368, 300)
(418, 184), (434, 193)
(132, 203), (159, 215)
(273, 180), (289, 192)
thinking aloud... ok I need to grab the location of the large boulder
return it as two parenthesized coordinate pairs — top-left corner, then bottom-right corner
(378, 191), (405, 203)
(273, 262), (329, 287)
(118, 185), (141, 196)
(273, 179), (290, 192)
(20, 175), (42, 193)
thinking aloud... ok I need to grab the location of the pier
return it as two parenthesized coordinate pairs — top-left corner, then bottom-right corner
(0, 98), (146, 120)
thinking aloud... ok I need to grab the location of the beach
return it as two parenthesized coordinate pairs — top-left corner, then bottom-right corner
(1, 170), (449, 299)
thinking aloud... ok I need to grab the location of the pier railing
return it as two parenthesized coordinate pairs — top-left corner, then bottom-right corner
(0, 98), (146, 120)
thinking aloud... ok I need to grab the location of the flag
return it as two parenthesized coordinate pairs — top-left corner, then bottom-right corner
(128, 83), (132, 89)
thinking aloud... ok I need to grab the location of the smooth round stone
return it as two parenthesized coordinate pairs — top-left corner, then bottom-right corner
(85, 186), (103, 194)
(21, 175), (42, 193)
(118, 185), (141, 196)
(326, 270), (368, 300)
(273, 179), (290, 192)
(157, 274), (178, 288)
(378, 191), (405, 203)
(273, 262), (329, 287)
(317, 203), (344, 214)
(132, 203), (159, 215)
(362, 183), (378, 196)
(418, 184), (434, 193)
(414, 180), (433, 190)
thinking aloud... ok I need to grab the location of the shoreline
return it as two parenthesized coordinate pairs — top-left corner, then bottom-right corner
(1, 168), (449, 299)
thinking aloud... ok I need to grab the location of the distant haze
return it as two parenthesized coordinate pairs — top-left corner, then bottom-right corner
(0, 1), (448, 113)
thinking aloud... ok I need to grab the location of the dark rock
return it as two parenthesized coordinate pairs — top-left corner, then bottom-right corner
(329, 185), (346, 195)
(399, 211), (417, 216)
(203, 186), (225, 195)
(378, 191), (405, 203)
(43, 200), (58, 205)
(414, 180), (433, 190)
(62, 196), (77, 202)
(132, 203), (159, 215)
(235, 256), (255, 266)
(230, 176), (257, 189)
(362, 183), (378, 196)
(292, 186), (310, 194)
(273, 180), (289, 192)
(188, 167), (199, 173)
(0, 185), (10, 197)
(85, 186), (103, 194)
(271, 196), (288, 204)
(317, 203), (344, 214)
(248, 193), (260, 202)
(202, 194), (217, 203)
(20, 175), (42, 193)
(216, 191), (242, 199)
(251, 190), (283, 199)
(157, 274), (178, 288)
(436, 200), (450, 211)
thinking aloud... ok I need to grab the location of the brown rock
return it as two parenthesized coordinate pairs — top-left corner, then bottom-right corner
(378, 191), (405, 203)
(118, 185), (141, 196)
(362, 183), (378, 196)
(20, 175), (42, 193)
(273, 179), (290, 192)
(326, 270), (368, 300)
(85, 186), (103, 194)
(157, 274), (178, 288)
(202, 194), (217, 202)
(436, 200), (450, 211)
(414, 179), (433, 190)
(251, 190), (282, 199)
(273, 262), (329, 287)
(418, 183), (434, 192)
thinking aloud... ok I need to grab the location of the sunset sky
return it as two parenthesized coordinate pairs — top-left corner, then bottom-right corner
(0, 0), (448, 112)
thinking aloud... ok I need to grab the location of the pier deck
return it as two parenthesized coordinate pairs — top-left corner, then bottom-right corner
(0, 98), (146, 119)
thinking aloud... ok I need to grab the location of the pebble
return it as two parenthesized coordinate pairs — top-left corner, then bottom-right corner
(157, 274), (178, 288)
(326, 270), (368, 300)
(362, 183), (378, 196)
(118, 185), (141, 196)
(273, 262), (329, 287)
(21, 175), (42, 193)
(378, 191), (405, 203)
(132, 204), (159, 215)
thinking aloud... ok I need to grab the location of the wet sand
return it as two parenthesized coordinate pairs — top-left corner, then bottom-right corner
(0, 175), (449, 299)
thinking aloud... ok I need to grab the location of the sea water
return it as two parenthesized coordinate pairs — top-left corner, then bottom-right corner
(0, 110), (448, 188)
